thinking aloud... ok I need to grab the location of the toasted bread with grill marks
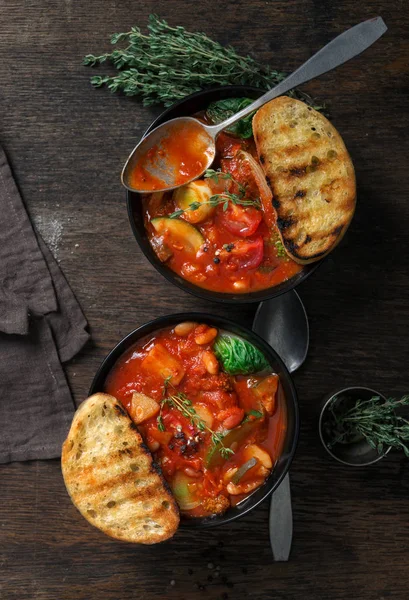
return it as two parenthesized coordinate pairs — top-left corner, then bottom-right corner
(61, 393), (179, 544)
(253, 97), (356, 264)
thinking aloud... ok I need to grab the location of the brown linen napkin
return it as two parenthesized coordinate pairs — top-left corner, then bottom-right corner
(0, 146), (89, 463)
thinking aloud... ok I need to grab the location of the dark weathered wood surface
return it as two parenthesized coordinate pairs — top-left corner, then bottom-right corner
(1, 1), (409, 598)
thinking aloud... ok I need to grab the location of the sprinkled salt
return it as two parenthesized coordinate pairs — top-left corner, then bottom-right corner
(33, 215), (63, 259)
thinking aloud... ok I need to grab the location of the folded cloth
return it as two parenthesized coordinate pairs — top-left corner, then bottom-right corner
(0, 146), (89, 463)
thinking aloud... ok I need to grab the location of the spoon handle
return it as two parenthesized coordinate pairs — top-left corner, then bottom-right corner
(210, 16), (387, 135)
(270, 473), (293, 561)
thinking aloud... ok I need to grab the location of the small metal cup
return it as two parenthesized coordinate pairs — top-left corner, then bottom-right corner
(318, 386), (391, 466)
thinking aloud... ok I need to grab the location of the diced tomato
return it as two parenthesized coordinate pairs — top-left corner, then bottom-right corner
(148, 428), (174, 445)
(206, 173), (232, 195)
(218, 203), (262, 238)
(216, 132), (243, 158)
(200, 390), (237, 409)
(222, 237), (264, 270)
(181, 457), (202, 471)
(217, 406), (245, 429)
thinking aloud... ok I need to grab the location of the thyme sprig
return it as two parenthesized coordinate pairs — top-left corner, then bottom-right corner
(169, 169), (260, 219)
(324, 395), (409, 457)
(83, 14), (324, 110)
(157, 377), (234, 459)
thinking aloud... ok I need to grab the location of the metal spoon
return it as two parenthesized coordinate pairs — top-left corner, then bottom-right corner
(253, 289), (309, 561)
(122, 17), (387, 193)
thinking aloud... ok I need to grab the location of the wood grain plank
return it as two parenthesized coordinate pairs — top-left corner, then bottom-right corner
(0, 0), (408, 598)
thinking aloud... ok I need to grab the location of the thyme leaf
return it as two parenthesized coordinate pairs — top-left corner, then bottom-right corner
(156, 415), (166, 432)
(204, 169), (246, 196)
(242, 409), (264, 424)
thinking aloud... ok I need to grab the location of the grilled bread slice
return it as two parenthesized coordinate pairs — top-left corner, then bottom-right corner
(253, 97), (356, 264)
(61, 393), (179, 544)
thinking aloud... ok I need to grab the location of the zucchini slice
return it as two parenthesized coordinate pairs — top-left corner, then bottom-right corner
(173, 181), (214, 224)
(151, 217), (204, 255)
(171, 472), (200, 510)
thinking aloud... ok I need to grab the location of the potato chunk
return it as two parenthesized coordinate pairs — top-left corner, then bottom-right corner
(141, 343), (185, 384)
(243, 444), (273, 469)
(129, 392), (160, 425)
(193, 403), (214, 429)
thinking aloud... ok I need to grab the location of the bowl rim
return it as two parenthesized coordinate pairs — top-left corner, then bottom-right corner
(126, 84), (323, 304)
(89, 312), (300, 527)
(318, 386), (392, 466)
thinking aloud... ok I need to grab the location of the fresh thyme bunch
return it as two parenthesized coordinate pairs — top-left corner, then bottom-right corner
(83, 14), (323, 109)
(324, 395), (409, 457)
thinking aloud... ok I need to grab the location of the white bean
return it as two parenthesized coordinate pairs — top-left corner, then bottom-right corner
(202, 350), (219, 375)
(184, 467), (201, 478)
(195, 327), (218, 345)
(148, 440), (160, 452)
(174, 322), (196, 336)
(233, 280), (249, 291)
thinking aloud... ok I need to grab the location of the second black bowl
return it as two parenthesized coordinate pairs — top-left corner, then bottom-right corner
(89, 312), (299, 527)
(127, 85), (321, 304)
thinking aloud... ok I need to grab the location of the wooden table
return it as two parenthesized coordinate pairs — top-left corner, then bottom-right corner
(1, 1), (408, 598)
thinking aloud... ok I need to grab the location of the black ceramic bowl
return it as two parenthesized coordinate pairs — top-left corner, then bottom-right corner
(89, 313), (299, 527)
(318, 386), (391, 466)
(127, 85), (321, 304)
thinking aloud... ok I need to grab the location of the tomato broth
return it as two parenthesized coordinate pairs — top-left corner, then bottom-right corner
(130, 120), (214, 192)
(140, 103), (302, 294)
(105, 322), (287, 518)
